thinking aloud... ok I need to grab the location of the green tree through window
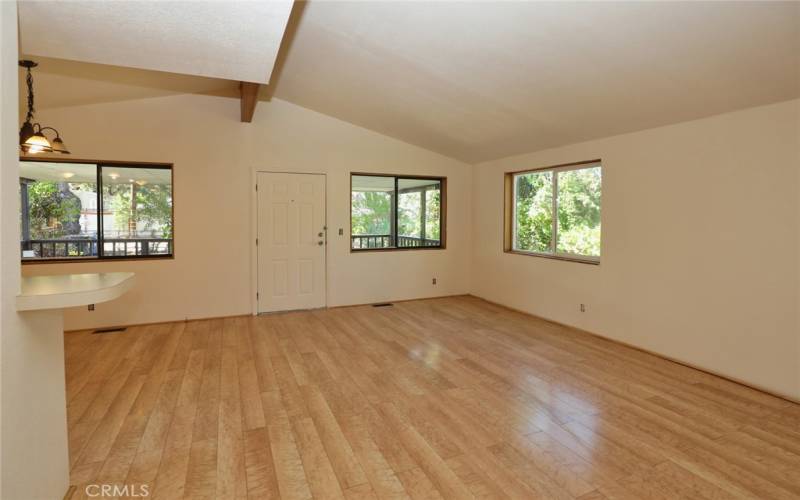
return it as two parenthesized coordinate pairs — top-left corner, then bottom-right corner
(514, 171), (552, 253)
(351, 191), (391, 236)
(556, 167), (601, 257)
(511, 163), (601, 260)
(27, 181), (84, 239)
(20, 161), (173, 260)
(351, 175), (444, 250)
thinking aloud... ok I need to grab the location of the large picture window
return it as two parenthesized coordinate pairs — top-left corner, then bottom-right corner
(20, 159), (173, 262)
(505, 161), (601, 263)
(351, 174), (445, 250)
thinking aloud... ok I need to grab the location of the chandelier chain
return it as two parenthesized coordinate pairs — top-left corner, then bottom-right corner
(25, 66), (35, 124)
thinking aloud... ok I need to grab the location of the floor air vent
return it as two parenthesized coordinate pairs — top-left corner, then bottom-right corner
(93, 327), (127, 334)
(372, 303), (394, 308)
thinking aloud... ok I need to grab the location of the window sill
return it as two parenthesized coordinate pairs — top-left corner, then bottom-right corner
(504, 249), (599, 265)
(22, 255), (174, 265)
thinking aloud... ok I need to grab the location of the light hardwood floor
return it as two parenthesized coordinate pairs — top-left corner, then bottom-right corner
(64, 296), (800, 499)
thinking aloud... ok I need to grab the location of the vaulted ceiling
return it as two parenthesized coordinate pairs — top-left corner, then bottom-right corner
(18, 1), (800, 163)
(19, 0), (294, 83)
(274, 1), (800, 162)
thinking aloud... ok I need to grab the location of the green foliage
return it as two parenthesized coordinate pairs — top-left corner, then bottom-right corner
(26, 181), (82, 238)
(22, 174), (172, 248)
(399, 189), (442, 240)
(351, 191), (391, 235)
(398, 191), (421, 237)
(514, 167), (601, 257)
(351, 187), (442, 242)
(514, 171), (553, 252)
(556, 168), (601, 256)
(425, 190), (441, 240)
(107, 183), (173, 238)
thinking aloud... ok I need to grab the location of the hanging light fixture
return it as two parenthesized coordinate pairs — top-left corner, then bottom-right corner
(19, 60), (70, 155)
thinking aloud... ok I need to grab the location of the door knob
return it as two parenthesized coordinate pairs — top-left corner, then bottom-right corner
(318, 232), (324, 237)
(317, 241), (324, 246)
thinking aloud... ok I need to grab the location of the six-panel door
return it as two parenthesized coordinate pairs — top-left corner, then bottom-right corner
(257, 172), (326, 313)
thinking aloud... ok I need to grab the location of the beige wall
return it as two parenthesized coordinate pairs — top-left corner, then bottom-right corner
(23, 94), (472, 331)
(472, 99), (800, 400)
(2, 3), (71, 498)
(17, 67), (800, 404)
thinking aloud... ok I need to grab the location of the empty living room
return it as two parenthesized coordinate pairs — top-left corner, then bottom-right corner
(1, 1), (799, 499)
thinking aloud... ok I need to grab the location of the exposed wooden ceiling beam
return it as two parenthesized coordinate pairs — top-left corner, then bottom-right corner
(238, 2), (305, 122)
(240, 82), (260, 122)
(261, 1), (307, 102)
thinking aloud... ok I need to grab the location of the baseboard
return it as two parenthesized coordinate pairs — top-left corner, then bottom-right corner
(63, 485), (76, 500)
(64, 294), (468, 333)
(468, 294), (800, 405)
(63, 313), (251, 333)
(328, 293), (469, 310)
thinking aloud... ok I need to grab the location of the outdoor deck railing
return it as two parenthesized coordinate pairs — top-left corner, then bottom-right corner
(21, 238), (172, 259)
(351, 234), (440, 249)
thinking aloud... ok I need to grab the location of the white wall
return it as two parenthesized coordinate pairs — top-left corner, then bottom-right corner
(23, 94), (472, 330)
(2, 3), (71, 498)
(472, 99), (800, 400)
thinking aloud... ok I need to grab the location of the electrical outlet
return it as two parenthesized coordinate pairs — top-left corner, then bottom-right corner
(580, 303), (586, 313)
(432, 278), (437, 285)
(88, 304), (95, 311)
(338, 228), (344, 236)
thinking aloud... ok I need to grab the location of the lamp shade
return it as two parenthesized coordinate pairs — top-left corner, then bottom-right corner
(51, 136), (70, 154)
(23, 132), (53, 153)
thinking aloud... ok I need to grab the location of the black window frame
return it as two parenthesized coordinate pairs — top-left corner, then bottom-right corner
(19, 157), (174, 264)
(350, 172), (447, 252)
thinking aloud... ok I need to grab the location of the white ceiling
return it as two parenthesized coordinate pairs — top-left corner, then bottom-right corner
(273, 1), (800, 162)
(19, 1), (800, 164)
(18, 0), (294, 83)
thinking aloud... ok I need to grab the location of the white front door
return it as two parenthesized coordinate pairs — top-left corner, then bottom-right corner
(257, 172), (326, 313)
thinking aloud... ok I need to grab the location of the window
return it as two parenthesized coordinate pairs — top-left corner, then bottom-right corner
(20, 159), (173, 262)
(505, 161), (601, 263)
(351, 174), (445, 250)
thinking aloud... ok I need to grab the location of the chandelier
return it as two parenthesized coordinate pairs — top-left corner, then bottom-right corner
(19, 60), (70, 154)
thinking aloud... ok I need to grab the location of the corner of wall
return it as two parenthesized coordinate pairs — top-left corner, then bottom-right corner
(2, 5), (71, 498)
(466, 161), (478, 295)
(1, 2), (20, 496)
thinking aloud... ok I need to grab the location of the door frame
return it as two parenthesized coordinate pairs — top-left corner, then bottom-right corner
(251, 169), (328, 315)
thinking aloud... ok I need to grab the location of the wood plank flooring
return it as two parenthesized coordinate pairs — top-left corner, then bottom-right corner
(64, 296), (800, 499)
